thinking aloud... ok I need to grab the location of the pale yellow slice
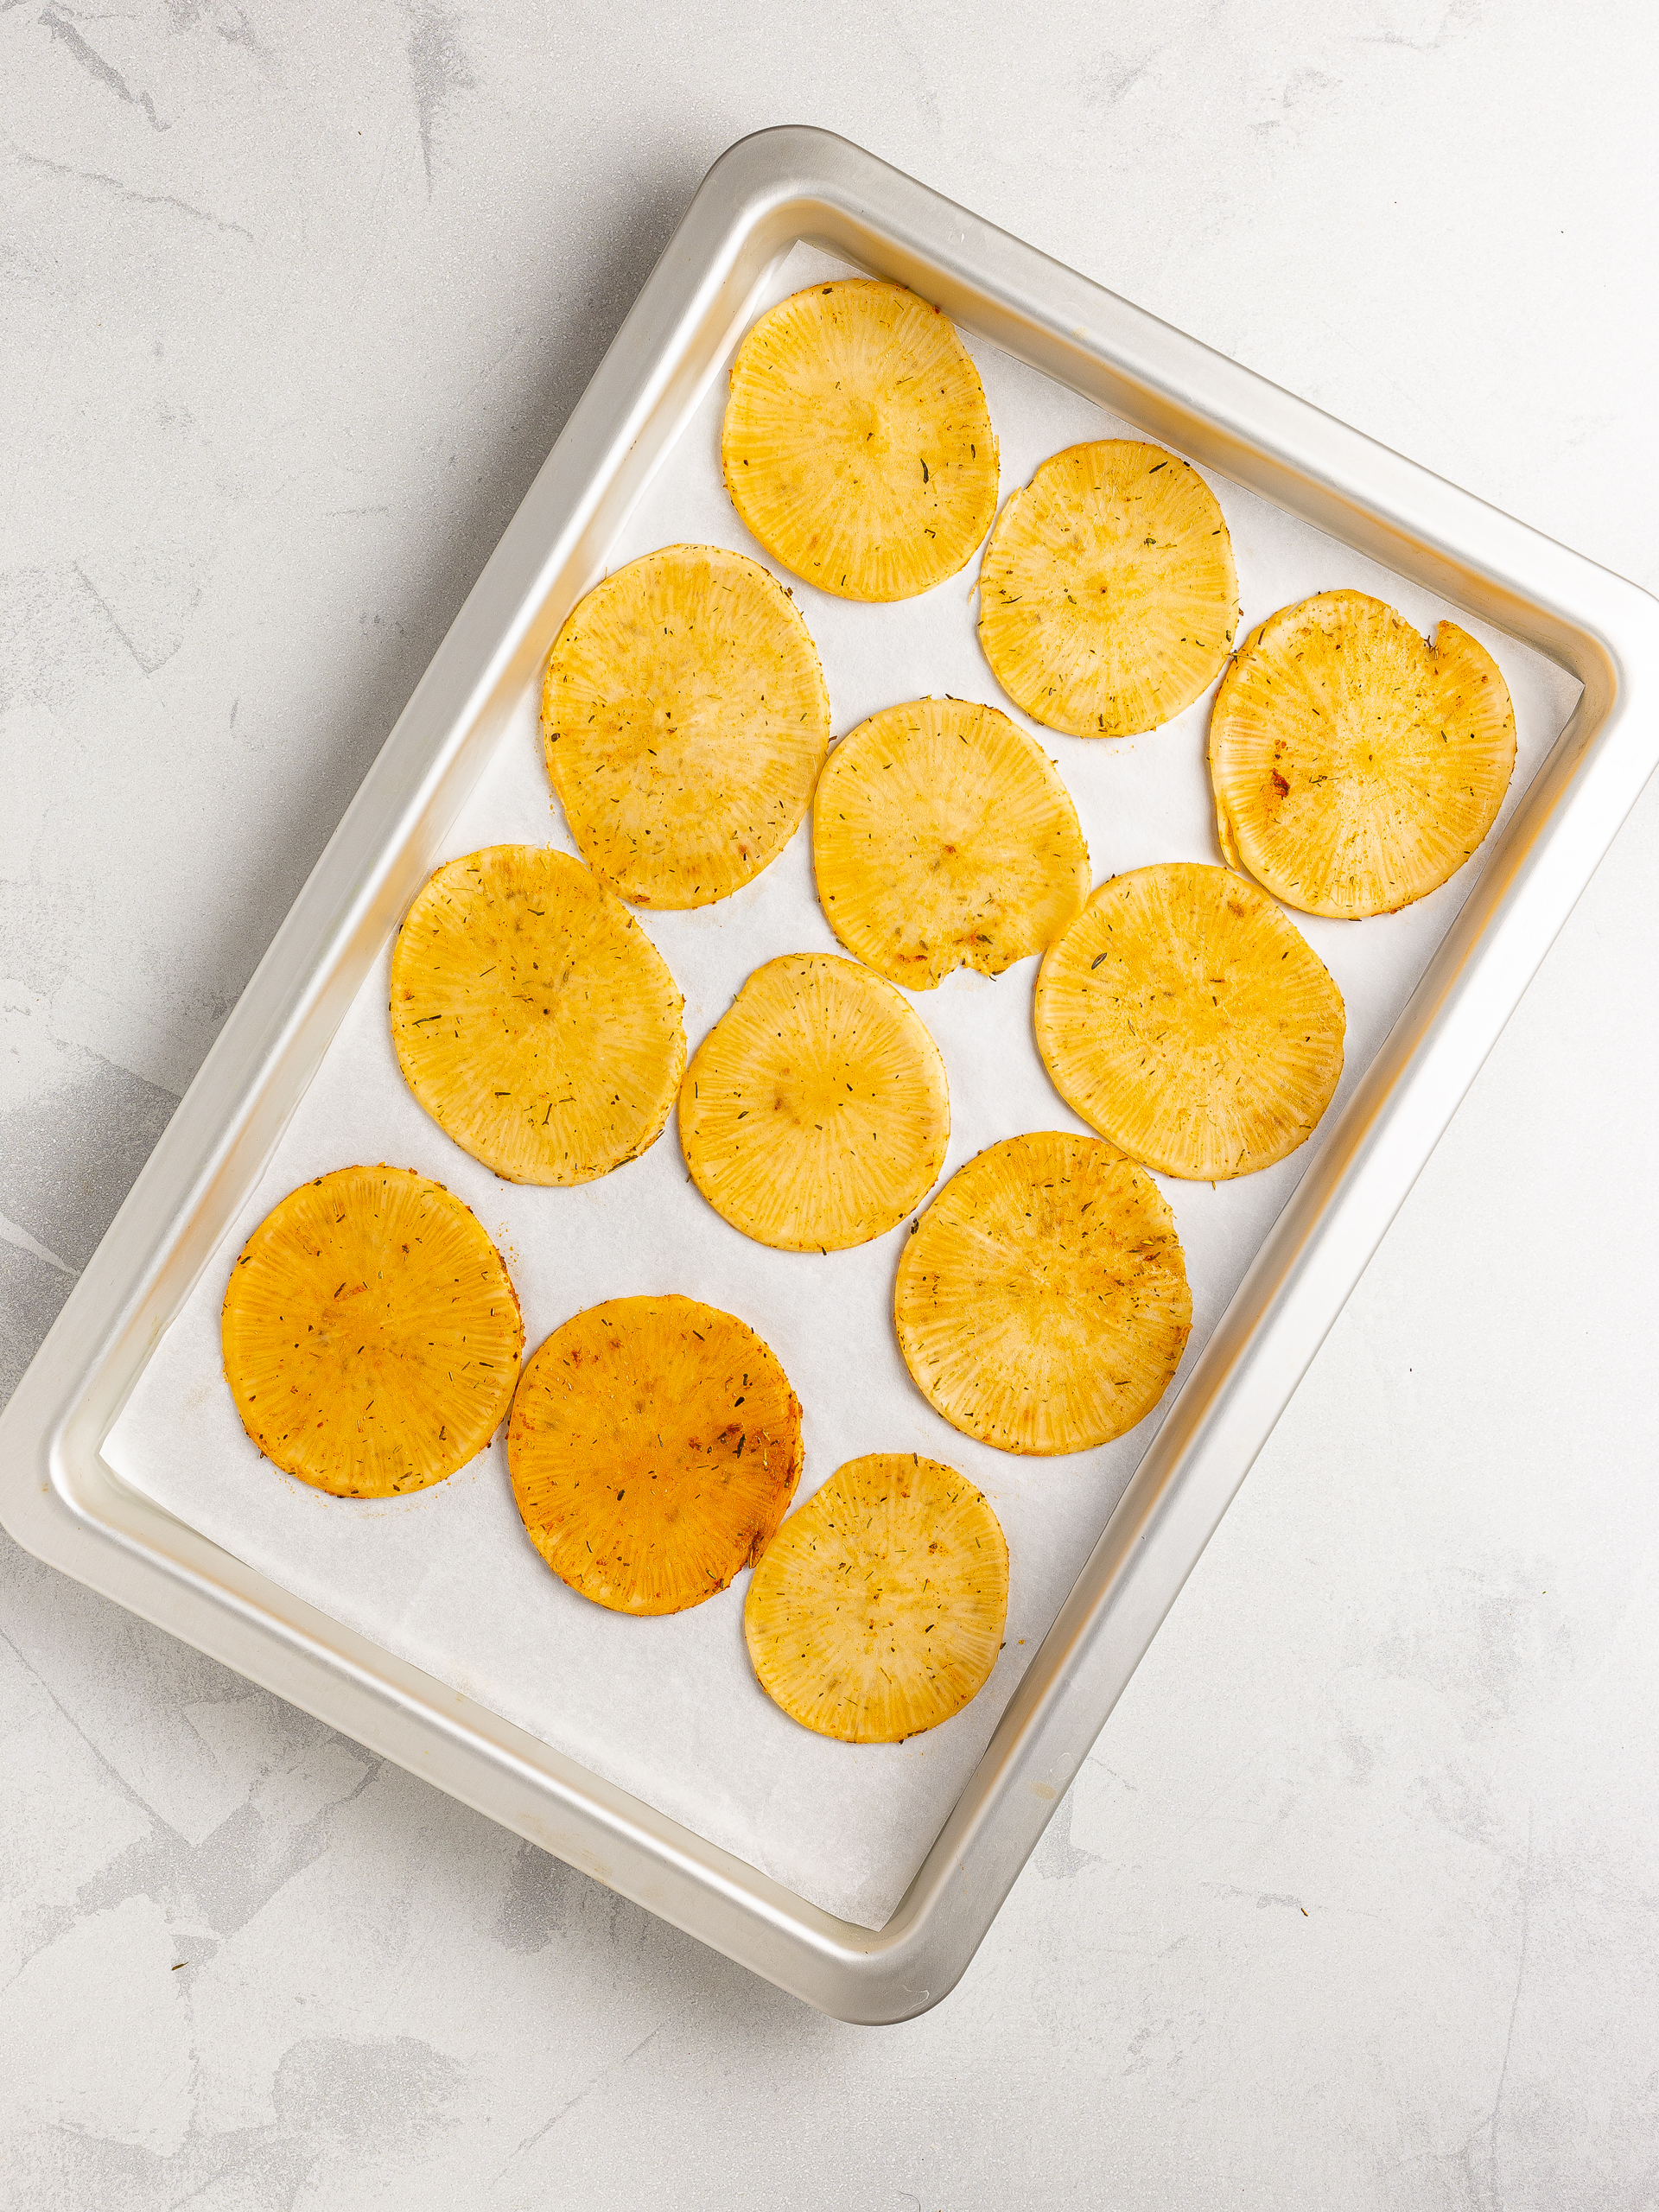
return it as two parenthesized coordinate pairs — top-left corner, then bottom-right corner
(1209, 590), (1516, 918)
(507, 1295), (803, 1617)
(1034, 861), (1345, 1179)
(745, 1453), (1008, 1744)
(979, 440), (1239, 737)
(222, 1166), (523, 1498)
(813, 696), (1090, 988)
(722, 278), (999, 601)
(894, 1131), (1191, 1455)
(391, 847), (684, 1185)
(541, 544), (830, 907)
(681, 953), (949, 1252)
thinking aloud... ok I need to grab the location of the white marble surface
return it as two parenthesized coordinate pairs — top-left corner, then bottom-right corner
(3, 1), (1656, 2202)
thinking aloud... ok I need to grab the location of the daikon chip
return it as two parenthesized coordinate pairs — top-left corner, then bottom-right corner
(681, 953), (949, 1251)
(221, 1166), (523, 1498)
(1208, 589), (1516, 918)
(979, 440), (1238, 737)
(541, 544), (830, 906)
(893, 1131), (1190, 1455)
(722, 278), (999, 601)
(391, 847), (684, 1185)
(813, 695), (1089, 988)
(745, 1453), (1008, 1743)
(507, 1295), (803, 1617)
(1035, 861), (1344, 1179)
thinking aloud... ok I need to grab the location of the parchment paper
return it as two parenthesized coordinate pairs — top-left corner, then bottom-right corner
(105, 245), (1581, 1929)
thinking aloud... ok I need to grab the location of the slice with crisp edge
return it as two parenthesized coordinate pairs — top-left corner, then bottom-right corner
(221, 1166), (523, 1499)
(507, 1295), (803, 1617)
(541, 544), (830, 908)
(391, 847), (684, 1186)
(813, 696), (1090, 988)
(894, 1131), (1191, 1456)
(722, 278), (999, 602)
(680, 953), (950, 1252)
(1034, 861), (1345, 1180)
(1208, 589), (1516, 918)
(745, 1453), (1008, 1744)
(978, 440), (1239, 738)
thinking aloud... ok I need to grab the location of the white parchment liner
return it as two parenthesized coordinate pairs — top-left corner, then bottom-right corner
(105, 246), (1580, 1928)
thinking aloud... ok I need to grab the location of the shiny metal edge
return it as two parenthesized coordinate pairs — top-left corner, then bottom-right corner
(3, 126), (1654, 2025)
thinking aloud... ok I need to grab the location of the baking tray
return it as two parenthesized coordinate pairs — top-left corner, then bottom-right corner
(3, 126), (1654, 2023)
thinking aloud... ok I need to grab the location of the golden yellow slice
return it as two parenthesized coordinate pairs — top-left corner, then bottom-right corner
(507, 1295), (803, 1616)
(978, 440), (1239, 738)
(222, 1166), (523, 1498)
(744, 1454), (1008, 1744)
(391, 847), (684, 1186)
(541, 544), (830, 907)
(1209, 589), (1516, 918)
(681, 953), (950, 1252)
(894, 1131), (1190, 1456)
(1034, 862), (1345, 1180)
(813, 696), (1090, 988)
(722, 278), (999, 601)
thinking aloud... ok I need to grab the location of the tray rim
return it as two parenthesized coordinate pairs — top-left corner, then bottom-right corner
(3, 125), (1656, 2024)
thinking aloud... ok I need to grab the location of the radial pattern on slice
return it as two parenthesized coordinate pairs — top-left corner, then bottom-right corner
(745, 1453), (1008, 1744)
(1034, 862), (1345, 1180)
(507, 1295), (803, 1617)
(978, 440), (1239, 738)
(722, 279), (999, 602)
(391, 847), (684, 1186)
(221, 1166), (523, 1498)
(894, 1131), (1190, 1456)
(1209, 590), (1516, 918)
(681, 954), (950, 1252)
(813, 696), (1090, 988)
(541, 544), (831, 907)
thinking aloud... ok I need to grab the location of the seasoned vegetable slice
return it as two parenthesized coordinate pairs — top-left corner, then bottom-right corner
(541, 544), (830, 907)
(978, 440), (1239, 737)
(681, 953), (949, 1251)
(507, 1295), (803, 1616)
(722, 278), (999, 601)
(745, 1453), (1008, 1744)
(1034, 861), (1345, 1179)
(391, 847), (684, 1185)
(813, 696), (1089, 988)
(1208, 589), (1516, 918)
(221, 1165), (523, 1498)
(894, 1131), (1190, 1455)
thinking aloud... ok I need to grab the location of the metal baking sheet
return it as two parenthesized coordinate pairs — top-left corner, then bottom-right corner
(3, 128), (1654, 2021)
(90, 235), (1579, 1929)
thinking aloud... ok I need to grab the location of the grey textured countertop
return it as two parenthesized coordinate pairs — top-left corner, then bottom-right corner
(3, 3), (1656, 2204)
